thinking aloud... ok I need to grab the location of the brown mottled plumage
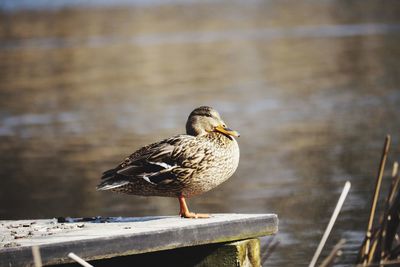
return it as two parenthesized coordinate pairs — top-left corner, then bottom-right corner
(97, 106), (240, 218)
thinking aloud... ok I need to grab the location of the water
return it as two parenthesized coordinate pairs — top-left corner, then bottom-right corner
(1, 1), (400, 266)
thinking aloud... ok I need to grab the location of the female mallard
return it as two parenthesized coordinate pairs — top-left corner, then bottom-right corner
(97, 106), (240, 218)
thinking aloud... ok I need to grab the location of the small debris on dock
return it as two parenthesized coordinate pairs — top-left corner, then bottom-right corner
(0, 219), (88, 248)
(3, 242), (21, 248)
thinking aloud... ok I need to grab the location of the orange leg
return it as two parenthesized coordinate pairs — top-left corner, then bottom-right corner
(178, 196), (210, 219)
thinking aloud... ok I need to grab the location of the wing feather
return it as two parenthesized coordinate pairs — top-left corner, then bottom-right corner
(98, 135), (205, 190)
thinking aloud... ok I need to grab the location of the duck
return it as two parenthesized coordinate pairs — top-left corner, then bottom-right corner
(97, 106), (240, 218)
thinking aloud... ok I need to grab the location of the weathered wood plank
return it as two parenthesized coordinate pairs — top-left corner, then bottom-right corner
(0, 213), (278, 266)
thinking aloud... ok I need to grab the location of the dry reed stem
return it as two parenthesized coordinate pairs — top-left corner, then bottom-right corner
(309, 181), (351, 267)
(319, 238), (346, 267)
(378, 161), (400, 261)
(362, 135), (391, 265)
(68, 252), (93, 267)
(356, 258), (400, 266)
(32, 246), (42, 267)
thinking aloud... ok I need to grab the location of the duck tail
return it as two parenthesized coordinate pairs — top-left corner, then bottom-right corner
(96, 178), (129, 191)
(97, 168), (129, 191)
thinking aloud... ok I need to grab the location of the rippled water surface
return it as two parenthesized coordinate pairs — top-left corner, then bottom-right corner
(1, 1), (400, 266)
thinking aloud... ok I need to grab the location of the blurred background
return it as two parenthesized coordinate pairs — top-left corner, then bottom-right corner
(1, 0), (400, 266)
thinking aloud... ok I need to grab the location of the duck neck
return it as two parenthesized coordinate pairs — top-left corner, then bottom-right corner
(204, 132), (235, 146)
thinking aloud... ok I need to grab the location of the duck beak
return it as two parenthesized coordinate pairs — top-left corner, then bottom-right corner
(215, 125), (240, 137)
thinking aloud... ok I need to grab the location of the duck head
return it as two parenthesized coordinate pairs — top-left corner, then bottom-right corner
(186, 106), (240, 138)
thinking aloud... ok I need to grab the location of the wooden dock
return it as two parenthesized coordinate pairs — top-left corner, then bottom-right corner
(0, 213), (278, 267)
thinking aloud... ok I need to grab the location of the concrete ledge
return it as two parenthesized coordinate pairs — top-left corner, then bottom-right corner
(0, 213), (278, 266)
(56, 238), (261, 267)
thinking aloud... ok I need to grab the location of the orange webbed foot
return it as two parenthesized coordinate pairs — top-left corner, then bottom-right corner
(180, 211), (210, 219)
(178, 196), (210, 219)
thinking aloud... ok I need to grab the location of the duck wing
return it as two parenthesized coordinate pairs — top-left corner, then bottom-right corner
(97, 135), (200, 190)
